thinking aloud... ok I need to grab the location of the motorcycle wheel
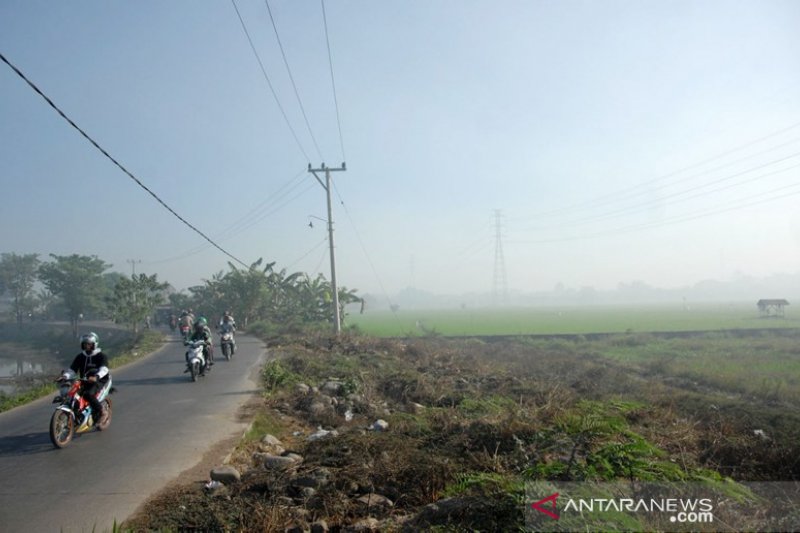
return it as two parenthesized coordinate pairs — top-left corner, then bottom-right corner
(50, 410), (74, 448)
(96, 398), (112, 431)
(222, 343), (231, 361)
(190, 361), (199, 382)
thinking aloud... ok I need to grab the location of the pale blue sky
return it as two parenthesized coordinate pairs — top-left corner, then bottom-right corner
(2, 0), (799, 298)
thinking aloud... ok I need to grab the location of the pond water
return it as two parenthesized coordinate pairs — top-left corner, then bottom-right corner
(0, 357), (48, 395)
(0, 343), (66, 396)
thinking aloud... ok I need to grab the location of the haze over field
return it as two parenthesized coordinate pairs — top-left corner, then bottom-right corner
(2, 1), (799, 301)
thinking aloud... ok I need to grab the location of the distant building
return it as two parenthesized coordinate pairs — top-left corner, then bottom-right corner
(757, 299), (789, 318)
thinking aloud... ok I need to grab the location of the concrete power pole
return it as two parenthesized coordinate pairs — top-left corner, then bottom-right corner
(308, 162), (346, 335)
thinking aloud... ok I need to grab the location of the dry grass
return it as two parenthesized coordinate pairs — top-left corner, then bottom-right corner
(123, 331), (800, 531)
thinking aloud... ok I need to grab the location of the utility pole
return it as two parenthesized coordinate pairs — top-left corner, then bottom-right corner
(126, 259), (141, 277)
(308, 162), (346, 334)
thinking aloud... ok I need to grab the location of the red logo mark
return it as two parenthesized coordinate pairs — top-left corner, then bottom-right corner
(531, 492), (560, 520)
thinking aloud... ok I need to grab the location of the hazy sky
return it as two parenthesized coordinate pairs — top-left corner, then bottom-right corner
(2, 0), (799, 299)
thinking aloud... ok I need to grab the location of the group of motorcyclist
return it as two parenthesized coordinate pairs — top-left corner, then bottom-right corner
(69, 308), (237, 425)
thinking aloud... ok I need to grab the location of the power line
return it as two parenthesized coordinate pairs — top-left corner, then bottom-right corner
(517, 134), (800, 231)
(231, 0), (311, 163)
(264, 0), (324, 161)
(331, 181), (397, 314)
(509, 176), (800, 245)
(520, 152), (800, 233)
(515, 120), (800, 224)
(287, 236), (328, 270)
(0, 51), (249, 269)
(147, 168), (312, 265)
(320, 0), (346, 162)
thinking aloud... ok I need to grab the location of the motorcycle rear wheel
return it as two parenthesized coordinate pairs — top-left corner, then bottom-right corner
(96, 398), (112, 431)
(50, 410), (74, 448)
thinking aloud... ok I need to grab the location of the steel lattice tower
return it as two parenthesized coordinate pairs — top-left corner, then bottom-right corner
(492, 209), (507, 304)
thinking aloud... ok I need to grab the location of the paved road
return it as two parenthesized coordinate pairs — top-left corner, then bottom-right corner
(0, 330), (267, 533)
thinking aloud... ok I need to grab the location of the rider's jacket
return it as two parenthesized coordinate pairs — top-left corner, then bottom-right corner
(69, 350), (110, 383)
(190, 325), (212, 343)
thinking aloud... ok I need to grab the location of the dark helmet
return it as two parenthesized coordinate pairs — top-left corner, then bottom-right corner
(80, 332), (100, 353)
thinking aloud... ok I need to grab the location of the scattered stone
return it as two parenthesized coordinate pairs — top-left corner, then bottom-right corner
(310, 520), (329, 533)
(408, 402), (425, 414)
(295, 383), (311, 394)
(356, 493), (394, 508)
(284, 452), (304, 463)
(309, 401), (331, 416)
(210, 466), (241, 484)
(321, 381), (343, 396)
(292, 470), (331, 490)
(308, 427), (339, 441)
(371, 419), (389, 432)
(350, 517), (380, 531)
(204, 480), (229, 498)
(262, 454), (299, 470)
(262, 434), (283, 446)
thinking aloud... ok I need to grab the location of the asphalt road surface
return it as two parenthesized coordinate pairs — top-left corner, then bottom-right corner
(0, 330), (267, 533)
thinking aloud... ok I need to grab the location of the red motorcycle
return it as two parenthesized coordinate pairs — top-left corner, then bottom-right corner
(49, 369), (114, 448)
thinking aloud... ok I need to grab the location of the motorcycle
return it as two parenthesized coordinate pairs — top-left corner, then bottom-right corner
(49, 369), (114, 449)
(219, 327), (235, 360)
(184, 339), (209, 382)
(179, 322), (191, 340)
(169, 315), (177, 332)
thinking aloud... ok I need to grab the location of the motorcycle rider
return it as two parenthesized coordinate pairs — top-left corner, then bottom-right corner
(189, 316), (214, 370)
(69, 332), (110, 425)
(178, 309), (194, 340)
(218, 310), (236, 354)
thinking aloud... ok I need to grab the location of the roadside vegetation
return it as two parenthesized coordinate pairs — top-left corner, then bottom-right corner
(124, 328), (800, 531)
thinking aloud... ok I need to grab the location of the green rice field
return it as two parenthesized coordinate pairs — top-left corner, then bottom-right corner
(347, 301), (800, 337)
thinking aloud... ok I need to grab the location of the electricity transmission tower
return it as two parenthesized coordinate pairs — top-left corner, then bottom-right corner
(492, 209), (507, 304)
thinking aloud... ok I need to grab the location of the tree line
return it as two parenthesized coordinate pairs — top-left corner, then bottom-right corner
(0, 253), (361, 335)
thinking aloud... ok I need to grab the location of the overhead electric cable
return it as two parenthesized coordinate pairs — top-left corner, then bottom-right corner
(520, 152), (800, 232)
(331, 182), (397, 313)
(148, 168), (308, 265)
(509, 176), (800, 244)
(264, 0), (324, 161)
(516, 119), (800, 222)
(231, 0), (311, 162)
(514, 134), (800, 229)
(0, 51), (249, 269)
(287, 236), (328, 269)
(321, 0), (347, 162)
(311, 244), (329, 277)
(216, 168), (309, 237)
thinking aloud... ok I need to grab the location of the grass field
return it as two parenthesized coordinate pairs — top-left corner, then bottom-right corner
(348, 301), (800, 337)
